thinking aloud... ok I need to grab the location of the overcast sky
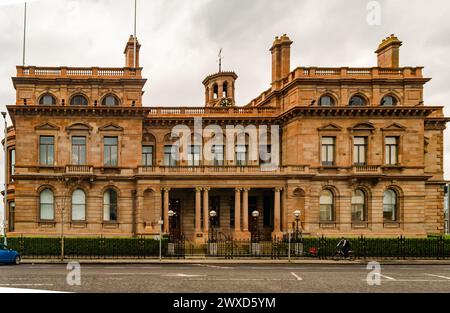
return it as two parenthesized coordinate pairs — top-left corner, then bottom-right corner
(0, 0), (449, 221)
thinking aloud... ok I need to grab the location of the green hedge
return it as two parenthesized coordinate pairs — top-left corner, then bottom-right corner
(2, 236), (450, 259)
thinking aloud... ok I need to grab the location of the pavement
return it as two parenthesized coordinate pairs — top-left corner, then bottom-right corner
(2, 263), (450, 292)
(20, 258), (450, 265)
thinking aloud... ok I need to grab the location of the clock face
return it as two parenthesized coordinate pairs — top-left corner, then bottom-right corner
(220, 98), (231, 107)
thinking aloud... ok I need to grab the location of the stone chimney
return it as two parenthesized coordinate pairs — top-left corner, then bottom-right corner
(375, 34), (402, 68)
(270, 34), (293, 83)
(124, 35), (141, 68)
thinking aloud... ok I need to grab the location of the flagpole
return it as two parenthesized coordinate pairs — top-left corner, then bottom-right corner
(133, 0), (137, 68)
(22, 2), (27, 66)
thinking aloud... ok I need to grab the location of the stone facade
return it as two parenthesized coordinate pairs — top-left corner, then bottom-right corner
(3, 34), (449, 241)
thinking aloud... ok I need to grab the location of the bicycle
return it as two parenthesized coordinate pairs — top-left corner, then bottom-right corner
(332, 248), (355, 261)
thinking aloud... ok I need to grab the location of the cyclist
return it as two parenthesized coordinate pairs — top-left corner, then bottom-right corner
(336, 237), (351, 258)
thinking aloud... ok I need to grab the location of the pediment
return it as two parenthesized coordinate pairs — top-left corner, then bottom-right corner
(382, 123), (406, 131)
(66, 123), (92, 132)
(317, 123), (342, 131)
(98, 123), (124, 132)
(35, 122), (60, 131)
(351, 122), (375, 132)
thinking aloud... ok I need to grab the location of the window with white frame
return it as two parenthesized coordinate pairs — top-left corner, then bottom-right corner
(321, 137), (335, 166)
(40, 189), (54, 220)
(353, 137), (367, 165)
(385, 136), (398, 165)
(71, 189), (86, 221)
(103, 189), (118, 222)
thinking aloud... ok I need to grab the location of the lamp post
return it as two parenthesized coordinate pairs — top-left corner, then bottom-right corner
(168, 209), (176, 241)
(2, 112), (7, 246)
(293, 210), (301, 243)
(209, 210), (217, 242)
(251, 210), (260, 242)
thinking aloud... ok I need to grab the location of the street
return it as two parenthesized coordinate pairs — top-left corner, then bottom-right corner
(1, 263), (450, 292)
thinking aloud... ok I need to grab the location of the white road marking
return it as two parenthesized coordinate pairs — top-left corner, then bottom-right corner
(103, 272), (160, 275)
(375, 273), (396, 281)
(164, 273), (207, 277)
(0, 283), (54, 286)
(194, 264), (233, 269)
(425, 274), (450, 280)
(290, 272), (303, 281)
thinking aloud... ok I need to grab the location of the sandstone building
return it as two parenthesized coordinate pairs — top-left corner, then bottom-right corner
(3, 34), (449, 241)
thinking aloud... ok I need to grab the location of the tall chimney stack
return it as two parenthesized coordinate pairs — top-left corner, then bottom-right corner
(375, 34), (402, 68)
(124, 35), (141, 68)
(270, 34), (293, 84)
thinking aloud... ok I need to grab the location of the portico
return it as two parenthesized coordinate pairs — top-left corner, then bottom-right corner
(158, 184), (285, 242)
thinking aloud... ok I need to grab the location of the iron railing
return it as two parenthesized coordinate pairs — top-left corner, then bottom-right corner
(3, 235), (450, 260)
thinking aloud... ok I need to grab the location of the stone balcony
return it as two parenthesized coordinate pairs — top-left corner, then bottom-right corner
(137, 165), (309, 176)
(16, 66), (142, 79)
(65, 165), (94, 175)
(352, 165), (383, 175)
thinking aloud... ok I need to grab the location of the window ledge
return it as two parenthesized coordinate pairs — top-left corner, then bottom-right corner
(38, 221), (56, 228)
(71, 221), (87, 228)
(351, 222), (369, 229)
(102, 222), (119, 229)
(319, 222), (336, 229)
(383, 221), (400, 228)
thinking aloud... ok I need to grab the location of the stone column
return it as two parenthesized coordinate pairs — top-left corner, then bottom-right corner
(242, 188), (249, 231)
(163, 188), (170, 233)
(273, 187), (282, 235)
(203, 187), (210, 233)
(195, 187), (202, 233)
(234, 188), (241, 233)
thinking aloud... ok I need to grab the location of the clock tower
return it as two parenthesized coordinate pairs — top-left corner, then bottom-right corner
(202, 71), (238, 107)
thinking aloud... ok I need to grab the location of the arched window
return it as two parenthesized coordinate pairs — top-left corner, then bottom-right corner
(70, 95), (88, 106)
(40, 189), (54, 220)
(39, 94), (57, 106)
(383, 189), (397, 221)
(103, 189), (118, 221)
(381, 95), (398, 106)
(351, 189), (366, 222)
(319, 95), (335, 106)
(102, 95), (120, 106)
(319, 189), (334, 222)
(349, 95), (367, 107)
(222, 82), (228, 98)
(213, 84), (219, 99)
(72, 189), (86, 221)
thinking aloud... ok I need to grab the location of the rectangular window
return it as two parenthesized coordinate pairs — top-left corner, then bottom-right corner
(103, 137), (118, 166)
(212, 145), (224, 166)
(259, 144), (271, 165)
(8, 201), (15, 232)
(235, 145), (247, 166)
(188, 145), (201, 166)
(353, 137), (367, 165)
(321, 137), (335, 166)
(9, 149), (15, 182)
(164, 145), (177, 166)
(39, 136), (54, 166)
(385, 137), (398, 165)
(142, 145), (154, 166)
(71, 136), (86, 165)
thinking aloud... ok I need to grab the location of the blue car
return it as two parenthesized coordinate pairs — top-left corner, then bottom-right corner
(0, 243), (21, 265)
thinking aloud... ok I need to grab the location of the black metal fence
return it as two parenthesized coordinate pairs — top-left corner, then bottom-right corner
(2, 235), (450, 260)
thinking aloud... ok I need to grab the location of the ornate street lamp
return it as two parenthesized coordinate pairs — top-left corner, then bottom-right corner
(209, 210), (217, 242)
(293, 210), (301, 242)
(168, 209), (176, 241)
(251, 210), (260, 242)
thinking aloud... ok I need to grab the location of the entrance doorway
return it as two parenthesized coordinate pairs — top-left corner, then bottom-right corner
(169, 198), (182, 238)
